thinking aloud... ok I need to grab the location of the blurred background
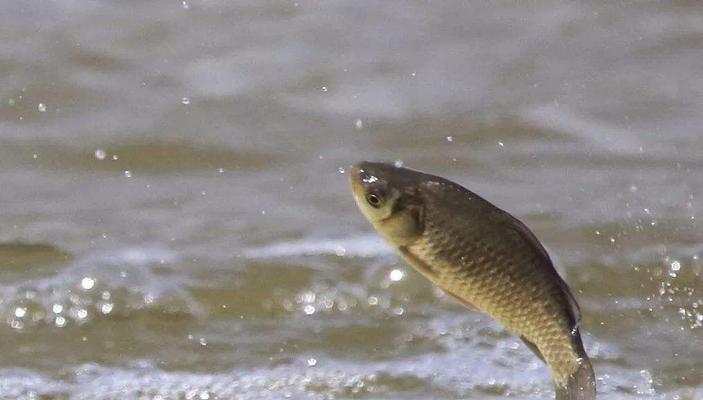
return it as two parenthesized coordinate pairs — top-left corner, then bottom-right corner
(0, 1), (701, 399)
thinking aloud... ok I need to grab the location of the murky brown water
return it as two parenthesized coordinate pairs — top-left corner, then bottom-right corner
(1, 1), (702, 399)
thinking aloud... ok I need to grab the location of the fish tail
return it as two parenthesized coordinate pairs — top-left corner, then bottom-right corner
(554, 354), (596, 400)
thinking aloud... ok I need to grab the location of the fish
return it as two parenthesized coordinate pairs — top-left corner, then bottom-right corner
(349, 161), (596, 400)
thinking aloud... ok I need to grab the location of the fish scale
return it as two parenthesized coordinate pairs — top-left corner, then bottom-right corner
(412, 201), (580, 384)
(350, 162), (596, 399)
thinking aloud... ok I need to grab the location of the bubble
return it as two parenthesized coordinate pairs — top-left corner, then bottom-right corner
(334, 246), (346, 256)
(37, 103), (46, 112)
(52, 304), (63, 314)
(76, 309), (88, 319)
(321, 86), (328, 92)
(337, 167), (345, 174)
(367, 296), (378, 306)
(354, 119), (363, 129)
(199, 337), (208, 346)
(55, 316), (67, 327)
(124, 170), (132, 178)
(101, 303), (114, 314)
(14, 307), (26, 318)
(671, 261), (681, 271)
(389, 269), (405, 282)
(446, 136), (453, 142)
(81, 277), (96, 290)
(182, 0), (189, 9)
(393, 160), (404, 168)
(94, 149), (106, 160)
(181, 97), (191, 105)
(307, 358), (317, 367)
(303, 305), (316, 315)
(498, 141), (505, 147)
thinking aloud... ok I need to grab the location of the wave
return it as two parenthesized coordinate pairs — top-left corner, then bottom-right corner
(243, 234), (393, 259)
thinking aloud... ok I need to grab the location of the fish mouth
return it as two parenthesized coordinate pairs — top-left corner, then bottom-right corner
(349, 162), (368, 197)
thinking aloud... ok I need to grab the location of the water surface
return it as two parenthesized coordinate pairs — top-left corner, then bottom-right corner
(1, 1), (702, 399)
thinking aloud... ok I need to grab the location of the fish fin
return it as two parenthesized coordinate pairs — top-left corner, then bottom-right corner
(555, 358), (596, 400)
(398, 246), (438, 279)
(441, 288), (480, 312)
(506, 215), (582, 331)
(519, 335), (545, 363)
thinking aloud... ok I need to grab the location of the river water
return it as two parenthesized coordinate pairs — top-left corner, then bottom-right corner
(0, 1), (701, 399)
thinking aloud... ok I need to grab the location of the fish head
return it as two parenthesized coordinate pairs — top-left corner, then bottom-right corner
(349, 161), (425, 246)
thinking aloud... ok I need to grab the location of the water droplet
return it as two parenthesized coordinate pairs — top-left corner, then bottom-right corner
(81, 277), (95, 290)
(181, 96), (190, 105)
(37, 103), (46, 112)
(307, 358), (317, 367)
(124, 170), (132, 178)
(354, 119), (363, 129)
(94, 149), (106, 160)
(389, 269), (405, 282)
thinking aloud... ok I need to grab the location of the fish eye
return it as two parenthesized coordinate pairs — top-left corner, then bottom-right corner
(365, 193), (383, 208)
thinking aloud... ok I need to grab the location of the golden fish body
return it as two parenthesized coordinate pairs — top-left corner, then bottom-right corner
(350, 161), (595, 400)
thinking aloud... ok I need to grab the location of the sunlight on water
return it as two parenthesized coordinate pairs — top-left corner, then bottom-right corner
(0, 1), (701, 399)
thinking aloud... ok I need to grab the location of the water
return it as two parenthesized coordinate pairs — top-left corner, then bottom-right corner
(1, 1), (702, 399)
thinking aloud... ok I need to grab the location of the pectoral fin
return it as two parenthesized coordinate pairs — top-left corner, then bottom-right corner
(520, 335), (545, 363)
(441, 288), (480, 312)
(398, 246), (438, 279)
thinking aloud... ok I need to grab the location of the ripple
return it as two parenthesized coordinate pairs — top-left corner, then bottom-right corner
(0, 245), (201, 330)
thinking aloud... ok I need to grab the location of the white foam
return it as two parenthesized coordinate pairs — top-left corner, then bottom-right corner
(244, 234), (392, 259)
